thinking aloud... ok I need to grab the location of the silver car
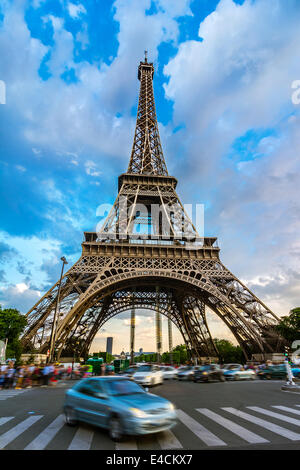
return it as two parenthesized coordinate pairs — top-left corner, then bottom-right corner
(64, 376), (177, 441)
(177, 365), (200, 381)
(132, 364), (163, 386)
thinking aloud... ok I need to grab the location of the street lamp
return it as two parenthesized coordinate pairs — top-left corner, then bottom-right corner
(48, 256), (68, 363)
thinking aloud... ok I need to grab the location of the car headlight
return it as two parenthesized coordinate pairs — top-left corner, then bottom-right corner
(168, 403), (175, 411)
(202, 371), (207, 375)
(129, 407), (147, 418)
(145, 375), (152, 380)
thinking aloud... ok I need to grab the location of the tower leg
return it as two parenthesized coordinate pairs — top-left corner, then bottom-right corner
(156, 286), (162, 363)
(130, 291), (135, 365)
(168, 317), (173, 364)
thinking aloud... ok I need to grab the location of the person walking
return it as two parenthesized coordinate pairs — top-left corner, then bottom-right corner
(4, 362), (15, 389)
(0, 370), (5, 390)
(41, 364), (51, 386)
(32, 364), (41, 387)
(15, 365), (25, 389)
(66, 365), (72, 379)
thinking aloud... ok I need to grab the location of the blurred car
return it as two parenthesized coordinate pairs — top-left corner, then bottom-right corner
(132, 364), (163, 386)
(223, 364), (256, 381)
(257, 364), (287, 380)
(64, 377), (176, 441)
(118, 366), (140, 378)
(257, 363), (300, 380)
(159, 366), (177, 380)
(173, 366), (186, 378)
(193, 364), (225, 383)
(177, 366), (200, 381)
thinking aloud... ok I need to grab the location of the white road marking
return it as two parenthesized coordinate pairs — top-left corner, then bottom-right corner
(176, 409), (227, 447)
(0, 417), (14, 426)
(157, 429), (183, 449)
(68, 427), (94, 450)
(272, 406), (300, 416)
(25, 414), (65, 450)
(247, 406), (300, 427)
(0, 415), (43, 449)
(223, 408), (300, 441)
(196, 408), (269, 444)
(0, 390), (29, 400)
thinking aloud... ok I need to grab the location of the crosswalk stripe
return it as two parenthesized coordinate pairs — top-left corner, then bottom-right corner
(222, 408), (300, 441)
(68, 427), (94, 450)
(157, 430), (183, 449)
(115, 439), (138, 450)
(247, 406), (300, 426)
(196, 408), (269, 444)
(177, 409), (226, 447)
(0, 416), (43, 449)
(273, 406), (300, 416)
(0, 417), (14, 426)
(25, 414), (65, 450)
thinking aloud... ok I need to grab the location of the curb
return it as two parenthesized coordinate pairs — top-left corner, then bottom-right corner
(281, 385), (300, 394)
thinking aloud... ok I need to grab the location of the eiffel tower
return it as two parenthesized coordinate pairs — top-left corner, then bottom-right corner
(21, 54), (284, 361)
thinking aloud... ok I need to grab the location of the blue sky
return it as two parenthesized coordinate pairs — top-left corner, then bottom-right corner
(1, 0), (300, 353)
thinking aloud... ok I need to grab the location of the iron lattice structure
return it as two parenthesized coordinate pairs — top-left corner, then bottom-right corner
(21, 56), (284, 361)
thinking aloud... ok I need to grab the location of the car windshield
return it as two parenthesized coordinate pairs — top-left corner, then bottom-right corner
(222, 364), (238, 370)
(137, 365), (152, 372)
(199, 366), (210, 371)
(123, 368), (136, 373)
(179, 366), (192, 371)
(106, 380), (145, 396)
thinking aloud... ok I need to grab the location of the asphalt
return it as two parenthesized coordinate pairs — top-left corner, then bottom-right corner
(0, 378), (300, 450)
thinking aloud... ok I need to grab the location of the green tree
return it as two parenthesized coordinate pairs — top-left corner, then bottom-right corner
(0, 306), (27, 362)
(161, 352), (170, 363)
(134, 354), (145, 363)
(275, 308), (300, 344)
(213, 338), (245, 364)
(173, 344), (189, 364)
(172, 350), (180, 364)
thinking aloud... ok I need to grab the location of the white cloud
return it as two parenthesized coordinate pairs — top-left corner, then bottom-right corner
(15, 165), (26, 172)
(0, 283), (41, 313)
(0, 0), (195, 172)
(85, 160), (102, 177)
(67, 3), (87, 19)
(15, 282), (29, 294)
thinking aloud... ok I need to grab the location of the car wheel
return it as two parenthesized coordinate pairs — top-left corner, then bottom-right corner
(266, 374), (272, 380)
(65, 407), (78, 426)
(109, 416), (123, 442)
(234, 374), (240, 381)
(219, 375), (225, 382)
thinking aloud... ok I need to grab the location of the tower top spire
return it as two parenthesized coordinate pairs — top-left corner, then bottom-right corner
(128, 56), (168, 176)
